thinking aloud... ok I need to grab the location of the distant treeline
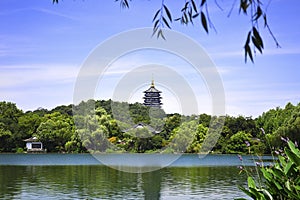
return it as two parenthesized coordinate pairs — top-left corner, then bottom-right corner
(0, 100), (299, 154)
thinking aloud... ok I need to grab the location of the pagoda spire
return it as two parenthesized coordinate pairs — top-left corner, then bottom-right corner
(151, 74), (155, 87)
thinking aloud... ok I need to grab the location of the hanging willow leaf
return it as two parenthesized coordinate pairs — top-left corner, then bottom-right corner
(245, 31), (251, 45)
(157, 29), (166, 40)
(193, 13), (199, 18)
(191, 0), (198, 12)
(162, 17), (171, 29)
(164, 5), (172, 22)
(152, 9), (160, 22)
(244, 44), (253, 63)
(200, 0), (206, 7)
(201, 12), (208, 33)
(240, 0), (249, 14)
(253, 27), (264, 49)
(253, 6), (262, 20)
(263, 14), (268, 28)
(252, 36), (262, 53)
(153, 20), (159, 30)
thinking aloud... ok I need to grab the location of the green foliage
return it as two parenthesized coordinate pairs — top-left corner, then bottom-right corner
(238, 140), (300, 200)
(36, 112), (74, 152)
(0, 100), (299, 155)
(225, 131), (251, 154)
(257, 102), (300, 152)
(168, 120), (208, 153)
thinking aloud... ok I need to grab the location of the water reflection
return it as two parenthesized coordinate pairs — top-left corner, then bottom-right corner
(0, 165), (249, 199)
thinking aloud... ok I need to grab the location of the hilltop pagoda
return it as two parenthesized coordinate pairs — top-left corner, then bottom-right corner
(143, 79), (162, 108)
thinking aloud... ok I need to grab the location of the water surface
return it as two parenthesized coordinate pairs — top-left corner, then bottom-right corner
(0, 154), (271, 199)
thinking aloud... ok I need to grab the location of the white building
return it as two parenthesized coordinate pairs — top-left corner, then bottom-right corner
(23, 137), (44, 152)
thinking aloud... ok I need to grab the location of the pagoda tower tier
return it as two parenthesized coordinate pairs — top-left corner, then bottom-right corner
(143, 80), (162, 108)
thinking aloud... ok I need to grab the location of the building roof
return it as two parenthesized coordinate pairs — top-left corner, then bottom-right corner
(122, 123), (161, 134)
(23, 136), (38, 142)
(144, 80), (161, 93)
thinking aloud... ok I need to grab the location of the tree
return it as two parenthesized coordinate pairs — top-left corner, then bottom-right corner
(0, 122), (12, 152)
(187, 123), (208, 153)
(36, 112), (74, 152)
(168, 120), (197, 153)
(224, 131), (251, 154)
(53, 0), (280, 62)
(0, 101), (23, 151)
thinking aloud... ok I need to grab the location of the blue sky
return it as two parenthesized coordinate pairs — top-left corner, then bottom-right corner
(1, 0), (300, 117)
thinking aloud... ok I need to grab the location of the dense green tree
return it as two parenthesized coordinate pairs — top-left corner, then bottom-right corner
(257, 102), (300, 151)
(0, 102), (24, 151)
(0, 122), (12, 152)
(18, 112), (41, 140)
(224, 131), (251, 154)
(198, 113), (211, 127)
(0, 102), (23, 133)
(51, 104), (73, 116)
(1, 99), (300, 154)
(169, 120), (198, 153)
(161, 113), (182, 140)
(187, 123), (208, 153)
(36, 112), (74, 152)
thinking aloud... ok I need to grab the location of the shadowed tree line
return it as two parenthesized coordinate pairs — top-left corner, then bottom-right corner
(0, 100), (299, 154)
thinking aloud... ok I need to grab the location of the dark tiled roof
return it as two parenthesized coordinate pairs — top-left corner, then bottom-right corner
(23, 137), (38, 142)
(122, 123), (161, 134)
(144, 86), (161, 93)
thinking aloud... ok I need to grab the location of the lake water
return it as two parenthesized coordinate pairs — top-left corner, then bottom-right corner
(0, 154), (273, 199)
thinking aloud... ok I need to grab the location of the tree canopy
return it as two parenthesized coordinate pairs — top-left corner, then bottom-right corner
(0, 100), (299, 154)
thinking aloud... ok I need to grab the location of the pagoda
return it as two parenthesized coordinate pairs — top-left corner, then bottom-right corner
(143, 79), (162, 108)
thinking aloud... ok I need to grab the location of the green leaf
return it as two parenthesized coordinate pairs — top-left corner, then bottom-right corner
(153, 20), (159, 29)
(157, 29), (166, 40)
(162, 17), (171, 29)
(183, 12), (188, 24)
(164, 5), (172, 22)
(261, 168), (272, 182)
(238, 185), (256, 199)
(240, 0), (249, 14)
(252, 27), (264, 49)
(247, 176), (256, 188)
(285, 148), (300, 166)
(261, 189), (273, 200)
(191, 0), (198, 12)
(278, 155), (287, 166)
(252, 36), (261, 53)
(249, 187), (263, 199)
(263, 14), (268, 27)
(285, 180), (292, 191)
(284, 161), (294, 175)
(152, 9), (160, 22)
(274, 180), (283, 190)
(252, 36), (263, 53)
(192, 13), (199, 18)
(244, 44), (253, 63)
(288, 140), (300, 157)
(200, 0), (206, 7)
(200, 12), (208, 33)
(245, 31), (251, 45)
(254, 6), (262, 20)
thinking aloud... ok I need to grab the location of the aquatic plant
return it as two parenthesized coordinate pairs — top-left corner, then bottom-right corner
(236, 139), (300, 200)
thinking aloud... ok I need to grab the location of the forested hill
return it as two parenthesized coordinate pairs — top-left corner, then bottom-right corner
(0, 100), (299, 154)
